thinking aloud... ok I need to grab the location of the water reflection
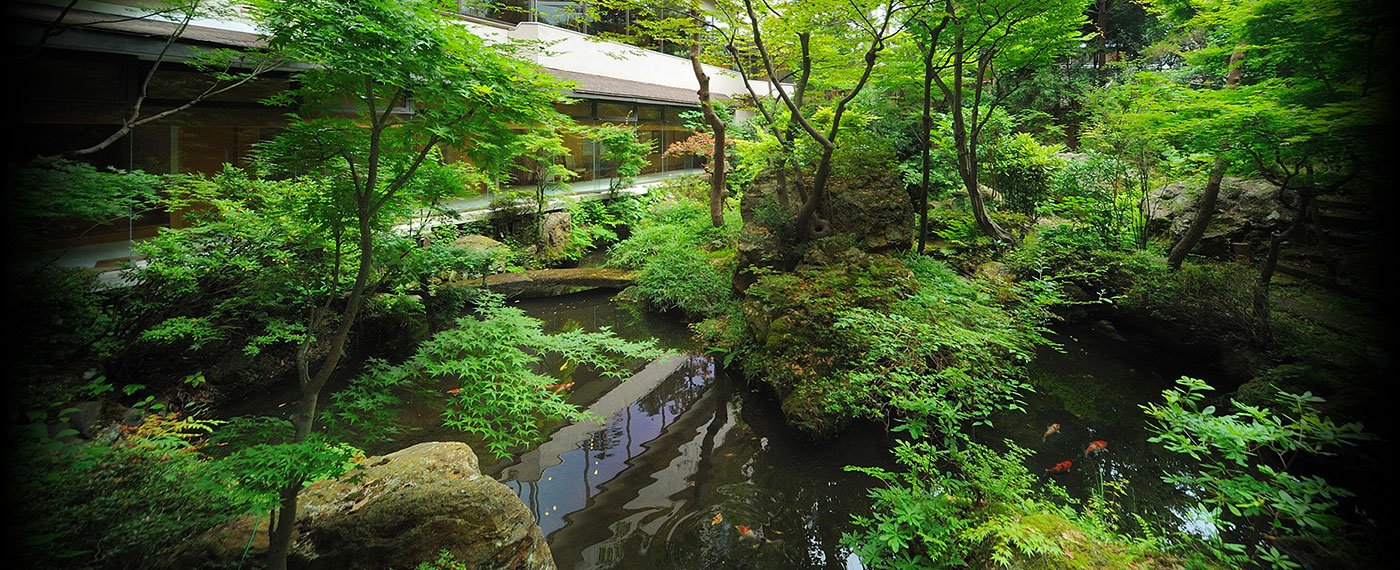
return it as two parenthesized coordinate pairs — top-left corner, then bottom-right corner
(499, 355), (714, 536)
(498, 290), (893, 570)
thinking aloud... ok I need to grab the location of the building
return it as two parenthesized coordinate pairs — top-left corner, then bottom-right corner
(7, 0), (772, 248)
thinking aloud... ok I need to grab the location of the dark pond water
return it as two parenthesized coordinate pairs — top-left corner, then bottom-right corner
(485, 291), (893, 570)
(981, 322), (1228, 541)
(218, 287), (1241, 567)
(482, 293), (1234, 569)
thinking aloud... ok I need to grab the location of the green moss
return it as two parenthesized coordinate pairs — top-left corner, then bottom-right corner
(989, 511), (1195, 570)
(736, 248), (1053, 439)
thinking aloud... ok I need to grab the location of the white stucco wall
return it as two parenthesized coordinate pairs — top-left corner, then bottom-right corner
(504, 21), (775, 101)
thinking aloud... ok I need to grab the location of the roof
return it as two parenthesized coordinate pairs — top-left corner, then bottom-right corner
(7, 2), (265, 51)
(547, 68), (708, 107)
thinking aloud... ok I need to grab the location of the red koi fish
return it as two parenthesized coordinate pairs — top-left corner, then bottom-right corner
(1042, 423), (1060, 440)
(1046, 460), (1072, 473)
(1084, 440), (1108, 457)
(736, 525), (755, 539)
(543, 382), (575, 393)
(447, 388), (461, 394)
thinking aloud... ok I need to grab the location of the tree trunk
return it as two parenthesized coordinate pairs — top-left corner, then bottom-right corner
(1166, 46), (1246, 268)
(916, 20), (947, 253)
(1253, 186), (1311, 330)
(264, 192), (380, 570)
(1166, 157), (1227, 268)
(930, 18), (1013, 244)
(690, 19), (726, 228)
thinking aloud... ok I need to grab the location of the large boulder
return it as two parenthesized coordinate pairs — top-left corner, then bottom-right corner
(537, 211), (574, 260)
(1146, 177), (1297, 257)
(171, 442), (555, 570)
(824, 171), (914, 252)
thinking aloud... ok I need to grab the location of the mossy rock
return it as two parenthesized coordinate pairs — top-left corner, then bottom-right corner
(970, 512), (1201, 570)
(168, 442), (555, 570)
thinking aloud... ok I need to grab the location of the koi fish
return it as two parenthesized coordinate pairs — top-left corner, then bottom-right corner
(736, 524), (767, 547)
(1046, 460), (1072, 473)
(447, 388), (461, 394)
(1042, 423), (1060, 440)
(543, 382), (575, 393)
(1084, 440), (1108, 457)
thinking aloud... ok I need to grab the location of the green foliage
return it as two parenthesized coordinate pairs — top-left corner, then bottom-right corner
(1046, 152), (1140, 250)
(6, 158), (178, 250)
(738, 249), (1055, 436)
(606, 197), (741, 317)
(844, 439), (1067, 569)
(414, 549), (471, 570)
(564, 195), (646, 254)
(1143, 377), (1371, 568)
(988, 132), (1064, 219)
(13, 413), (246, 570)
(591, 123), (653, 192)
(87, 167), (340, 387)
(1005, 223), (1169, 306)
(212, 427), (362, 512)
(324, 292), (662, 457)
(1119, 260), (1269, 347)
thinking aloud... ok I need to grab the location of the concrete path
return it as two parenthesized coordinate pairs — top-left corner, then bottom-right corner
(36, 169), (700, 276)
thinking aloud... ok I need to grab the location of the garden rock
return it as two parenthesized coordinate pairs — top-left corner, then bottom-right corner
(538, 211), (574, 260)
(168, 441), (555, 570)
(1146, 177), (1296, 257)
(825, 172), (914, 251)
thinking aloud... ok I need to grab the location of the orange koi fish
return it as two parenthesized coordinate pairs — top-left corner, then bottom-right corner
(1042, 423), (1060, 440)
(447, 388), (461, 394)
(1084, 440), (1108, 457)
(736, 524), (764, 545)
(1046, 460), (1072, 473)
(543, 382), (575, 393)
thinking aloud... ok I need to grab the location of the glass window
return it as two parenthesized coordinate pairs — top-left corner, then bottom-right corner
(596, 102), (636, 121)
(639, 129), (662, 175)
(556, 100), (592, 119)
(663, 106), (694, 124)
(536, 0), (586, 32)
(637, 105), (662, 122)
(463, 0), (531, 24)
(593, 8), (630, 36)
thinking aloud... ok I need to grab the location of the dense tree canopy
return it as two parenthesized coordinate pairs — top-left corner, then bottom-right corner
(9, 0), (1390, 569)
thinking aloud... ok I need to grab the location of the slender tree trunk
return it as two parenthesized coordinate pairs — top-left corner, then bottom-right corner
(265, 164), (385, 569)
(1253, 186), (1310, 330)
(916, 20), (947, 253)
(1166, 46), (1246, 268)
(690, 19), (726, 228)
(1166, 157), (1227, 268)
(930, 20), (1013, 243)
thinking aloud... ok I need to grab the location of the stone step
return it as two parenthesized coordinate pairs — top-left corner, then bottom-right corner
(1312, 195), (1369, 210)
(1317, 229), (1376, 248)
(1315, 207), (1379, 229)
(1275, 261), (1332, 285)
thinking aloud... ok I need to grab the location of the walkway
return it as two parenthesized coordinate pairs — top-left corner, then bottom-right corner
(41, 169), (701, 276)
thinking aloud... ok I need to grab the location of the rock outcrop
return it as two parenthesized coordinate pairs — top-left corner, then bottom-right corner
(170, 442), (555, 570)
(537, 211), (574, 260)
(1146, 177), (1296, 258)
(823, 171), (914, 252)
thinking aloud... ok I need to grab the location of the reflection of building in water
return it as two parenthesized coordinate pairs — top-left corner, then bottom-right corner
(498, 354), (717, 542)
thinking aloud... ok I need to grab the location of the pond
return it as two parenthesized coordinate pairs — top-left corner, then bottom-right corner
(218, 287), (1240, 568)
(981, 321), (1230, 542)
(469, 292), (1234, 569)
(484, 290), (893, 570)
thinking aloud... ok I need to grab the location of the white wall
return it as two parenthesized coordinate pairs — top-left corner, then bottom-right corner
(500, 21), (777, 102)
